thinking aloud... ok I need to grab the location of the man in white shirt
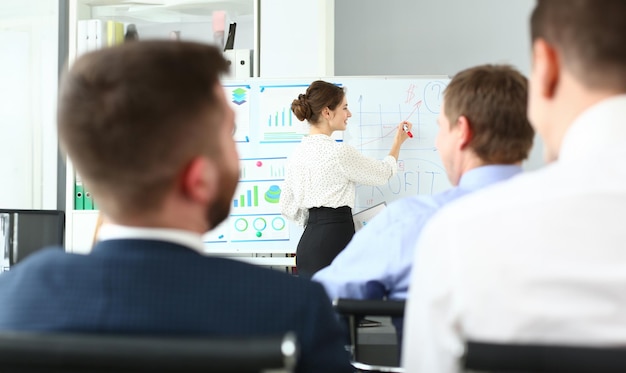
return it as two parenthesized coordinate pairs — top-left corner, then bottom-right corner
(402, 1), (626, 372)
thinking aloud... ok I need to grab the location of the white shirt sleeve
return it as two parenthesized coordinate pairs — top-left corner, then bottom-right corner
(280, 136), (398, 226)
(280, 169), (308, 227)
(402, 213), (465, 373)
(337, 144), (397, 185)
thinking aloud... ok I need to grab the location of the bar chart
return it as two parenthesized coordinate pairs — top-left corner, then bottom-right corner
(239, 157), (286, 181)
(259, 85), (310, 142)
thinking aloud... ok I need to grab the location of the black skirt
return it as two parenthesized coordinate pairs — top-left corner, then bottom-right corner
(296, 206), (355, 278)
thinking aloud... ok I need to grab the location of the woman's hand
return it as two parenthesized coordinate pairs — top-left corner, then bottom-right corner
(394, 120), (413, 144)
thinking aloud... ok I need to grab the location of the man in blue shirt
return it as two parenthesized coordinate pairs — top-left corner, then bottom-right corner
(313, 64), (535, 302)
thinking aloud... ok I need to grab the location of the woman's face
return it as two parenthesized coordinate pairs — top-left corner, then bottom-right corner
(328, 95), (352, 131)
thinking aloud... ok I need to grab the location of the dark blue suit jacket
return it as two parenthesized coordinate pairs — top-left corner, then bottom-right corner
(0, 239), (352, 373)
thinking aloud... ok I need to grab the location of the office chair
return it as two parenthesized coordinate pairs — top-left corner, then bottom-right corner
(464, 340), (626, 373)
(0, 331), (298, 373)
(333, 298), (405, 373)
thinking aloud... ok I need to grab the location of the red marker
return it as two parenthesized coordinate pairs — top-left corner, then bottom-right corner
(403, 123), (413, 138)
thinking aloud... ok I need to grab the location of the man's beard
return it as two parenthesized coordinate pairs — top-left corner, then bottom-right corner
(206, 164), (238, 230)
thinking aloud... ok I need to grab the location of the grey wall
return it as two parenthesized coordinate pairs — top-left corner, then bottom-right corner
(335, 0), (534, 76)
(335, 0), (544, 170)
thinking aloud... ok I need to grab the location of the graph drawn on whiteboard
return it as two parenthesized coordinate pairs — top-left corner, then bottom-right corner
(224, 84), (251, 143)
(342, 77), (451, 209)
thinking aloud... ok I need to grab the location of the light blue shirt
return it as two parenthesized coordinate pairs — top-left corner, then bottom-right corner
(312, 164), (523, 301)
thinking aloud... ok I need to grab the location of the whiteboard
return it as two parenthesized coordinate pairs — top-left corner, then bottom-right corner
(203, 76), (451, 255)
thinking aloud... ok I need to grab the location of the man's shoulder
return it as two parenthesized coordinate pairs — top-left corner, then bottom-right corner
(10, 246), (80, 268)
(379, 194), (441, 222)
(429, 168), (551, 226)
(0, 247), (87, 289)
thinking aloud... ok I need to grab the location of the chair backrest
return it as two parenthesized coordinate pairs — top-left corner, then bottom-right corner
(0, 209), (65, 266)
(464, 340), (626, 373)
(333, 298), (406, 373)
(333, 299), (406, 318)
(0, 331), (298, 373)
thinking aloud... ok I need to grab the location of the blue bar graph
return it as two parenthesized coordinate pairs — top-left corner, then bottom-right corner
(268, 108), (293, 127)
(233, 186), (260, 208)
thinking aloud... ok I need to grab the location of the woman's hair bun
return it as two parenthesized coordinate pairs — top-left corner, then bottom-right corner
(291, 93), (312, 121)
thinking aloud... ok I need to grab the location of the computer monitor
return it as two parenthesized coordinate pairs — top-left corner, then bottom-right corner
(0, 213), (9, 273)
(0, 209), (65, 268)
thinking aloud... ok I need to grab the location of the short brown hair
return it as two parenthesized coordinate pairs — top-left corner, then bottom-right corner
(58, 41), (229, 216)
(531, 0), (626, 91)
(292, 80), (345, 124)
(444, 64), (534, 164)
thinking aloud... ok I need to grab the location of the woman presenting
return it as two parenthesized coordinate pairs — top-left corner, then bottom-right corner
(280, 80), (412, 278)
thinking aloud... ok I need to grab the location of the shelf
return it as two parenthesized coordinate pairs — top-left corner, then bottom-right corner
(84, 0), (254, 23)
(65, 0), (263, 258)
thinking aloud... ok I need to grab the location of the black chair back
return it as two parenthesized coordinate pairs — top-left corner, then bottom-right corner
(0, 331), (298, 373)
(333, 298), (405, 373)
(464, 340), (626, 373)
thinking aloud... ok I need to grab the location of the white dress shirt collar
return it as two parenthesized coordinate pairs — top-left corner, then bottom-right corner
(560, 95), (626, 162)
(97, 224), (206, 254)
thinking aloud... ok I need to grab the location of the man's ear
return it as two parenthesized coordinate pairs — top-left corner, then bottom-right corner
(533, 38), (559, 99)
(455, 115), (473, 150)
(180, 156), (218, 205)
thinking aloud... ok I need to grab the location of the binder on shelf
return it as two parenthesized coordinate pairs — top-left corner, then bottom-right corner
(124, 24), (139, 42)
(74, 181), (84, 210)
(106, 20), (116, 46)
(224, 22), (237, 51)
(235, 49), (252, 78)
(84, 190), (94, 210)
(77, 20), (89, 57)
(223, 49), (252, 79)
(87, 19), (104, 51)
(115, 22), (124, 44)
(106, 20), (125, 47)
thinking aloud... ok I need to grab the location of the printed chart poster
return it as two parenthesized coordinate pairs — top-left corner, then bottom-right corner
(258, 84), (343, 143)
(258, 84), (310, 143)
(224, 84), (251, 143)
(203, 157), (289, 243)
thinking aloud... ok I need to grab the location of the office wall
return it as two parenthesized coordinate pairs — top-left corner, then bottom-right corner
(260, 0), (334, 77)
(0, 0), (59, 209)
(335, 0), (545, 170)
(335, 0), (534, 76)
